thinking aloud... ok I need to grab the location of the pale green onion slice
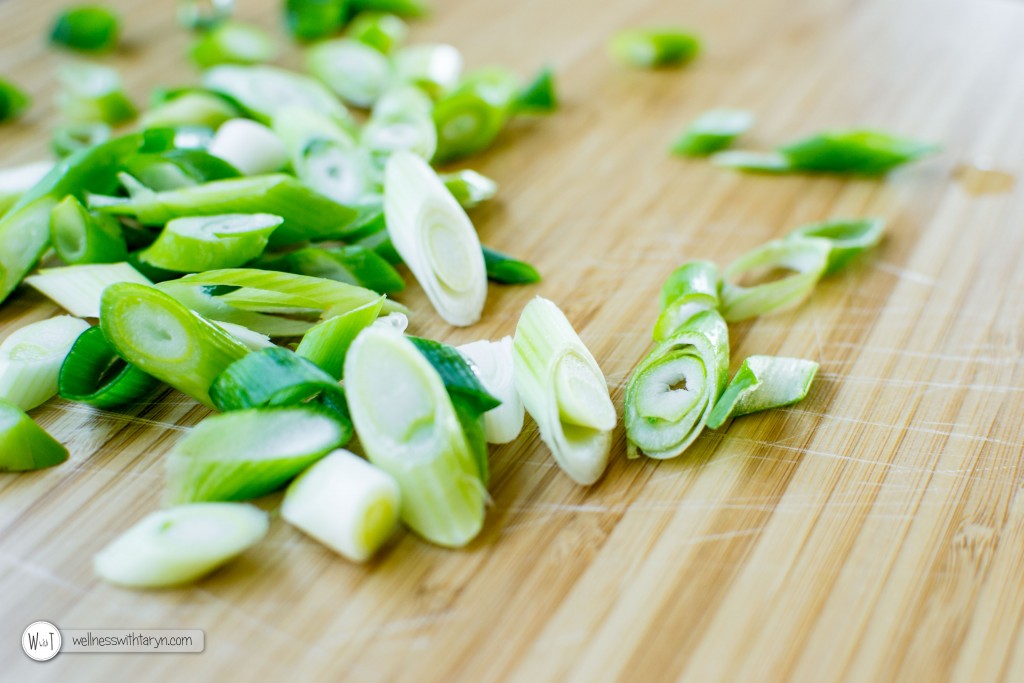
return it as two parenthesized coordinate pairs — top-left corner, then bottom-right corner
(207, 119), (289, 175)
(441, 169), (497, 209)
(58, 325), (160, 408)
(780, 129), (939, 175)
(51, 5), (120, 53)
(215, 321), (273, 351)
(654, 260), (719, 340)
(787, 217), (885, 274)
(190, 21), (276, 69)
(719, 238), (831, 322)
(140, 92), (239, 131)
(610, 28), (700, 68)
(286, 0), (346, 41)
(432, 67), (519, 164)
(296, 296), (384, 378)
(0, 161), (53, 216)
(458, 336), (523, 444)
(52, 122), (111, 158)
(624, 310), (729, 459)
(93, 503), (268, 588)
(393, 43), (462, 98)
(283, 449), (401, 562)
(514, 66), (557, 114)
(49, 195), (128, 264)
(178, 0), (234, 31)
(56, 63), (137, 125)
(307, 39), (392, 109)
(138, 213), (282, 272)
(155, 283), (316, 337)
(712, 150), (792, 173)
(344, 326), (487, 548)
(671, 109), (754, 157)
(0, 399), (68, 471)
(384, 150), (486, 326)
(512, 297), (616, 484)
(100, 282), (250, 408)
(0, 78), (31, 123)
(26, 262), (151, 318)
(346, 12), (407, 54)
(0, 316), (90, 411)
(350, 0), (428, 17)
(706, 355), (818, 429)
(362, 86), (437, 161)
(257, 245), (404, 295)
(203, 65), (350, 124)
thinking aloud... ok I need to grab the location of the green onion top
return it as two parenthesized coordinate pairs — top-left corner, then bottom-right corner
(0, 79), (31, 123)
(671, 109), (754, 157)
(285, 0), (348, 42)
(514, 66), (557, 114)
(780, 129), (939, 176)
(346, 12), (408, 54)
(610, 27), (700, 68)
(51, 5), (121, 53)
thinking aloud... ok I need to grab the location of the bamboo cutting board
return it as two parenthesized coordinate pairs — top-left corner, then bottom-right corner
(3, 0), (1024, 680)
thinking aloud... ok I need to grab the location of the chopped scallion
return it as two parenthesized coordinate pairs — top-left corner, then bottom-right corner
(0, 316), (91, 411)
(307, 39), (392, 109)
(362, 86), (437, 161)
(0, 400), (68, 471)
(654, 260), (719, 340)
(458, 336), (523, 444)
(295, 296), (384, 378)
(26, 262), (151, 318)
(140, 91), (239, 131)
(780, 129), (939, 175)
(432, 67), (519, 164)
(258, 245), (404, 295)
(49, 195), (128, 265)
(0, 78), (31, 123)
(51, 5), (121, 53)
(482, 245), (541, 285)
(671, 108), (754, 157)
(52, 122), (112, 159)
(706, 355), (818, 429)
(285, 0), (347, 41)
(441, 169), (497, 209)
(207, 119), (289, 175)
(610, 27), (700, 68)
(190, 22), (276, 69)
(56, 63), (137, 125)
(514, 66), (557, 114)
(58, 326), (160, 408)
(346, 12), (407, 54)
(393, 43), (462, 98)
(203, 64), (350, 124)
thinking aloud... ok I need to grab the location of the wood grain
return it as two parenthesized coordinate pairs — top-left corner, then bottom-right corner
(3, 0), (1024, 680)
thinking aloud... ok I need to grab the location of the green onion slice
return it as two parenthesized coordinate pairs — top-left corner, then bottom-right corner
(712, 150), (792, 173)
(706, 355), (818, 429)
(203, 65), (350, 125)
(0, 315), (91, 411)
(26, 262), (151, 318)
(780, 129), (939, 175)
(610, 27), (700, 68)
(671, 108), (754, 157)
(514, 66), (557, 114)
(138, 213), (281, 272)
(350, 0), (428, 18)
(258, 245), (404, 295)
(190, 21), (276, 69)
(206, 119), (289, 176)
(295, 296), (384, 379)
(49, 195), (128, 265)
(178, 0), (234, 31)
(393, 43), (462, 98)
(654, 259), (719, 340)
(719, 237), (831, 322)
(52, 122), (111, 159)
(0, 399), (68, 470)
(155, 282), (316, 337)
(513, 297), (616, 485)
(140, 92), (239, 131)
(346, 12), (407, 54)
(482, 245), (541, 285)
(0, 78), (31, 123)
(307, 39), (392, 109)
(57, 63), (137, 125)
(787, 217), (885, 274)
(432, 67), (519, 164)
(441, 169), (497, 209)
(51, 5), (121, 53)
(458, 336), (523, 444)
(362, 86), (437, 162)
(285, 0), (347, 41)
(58, 326), (160, 408)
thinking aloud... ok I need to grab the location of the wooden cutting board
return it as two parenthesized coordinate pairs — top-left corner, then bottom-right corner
(3, 0), (1024, 680)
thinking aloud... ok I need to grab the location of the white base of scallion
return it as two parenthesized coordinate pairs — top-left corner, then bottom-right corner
(458, 336), (524, 444)
(0, 315), (90, 411)
(208, 119), (289, 176)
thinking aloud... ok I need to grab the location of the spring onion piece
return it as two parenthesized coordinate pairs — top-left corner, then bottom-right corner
(215, 321), (273, 351)
(138, 214), (282, 272)
(624, 310), (729, 460)
(140, 92), (239, 131)
(513, 297), (616, 484)
(285, 0), (347, 41)
(393, 44), (462, 98)
(58, 326), (160, 408)
(350, 0), (428, 17)
(51, 5), (121, 53)
(482, 246), (541, 285)
(165, 407), (347, 503)
(203, 65), (350, 124)
(712, 150), (792, 173)
(514, 66), (557, 114)
(90, 174), (358, 246)
(93, 503), (268, 588)
(190, 22), (276, 69)
(654, 260), (719, 341)
(206, 119), (288, 176)
(345, 326), (487, 547)
(0, 400), (68, 471)
(432, 67), (519, 164)
(706, 356), (818, 429)
(56, 63), (137, 125)
(780, 129), (939, 175)
(308, 39), (392, 109)
(100, 282), (249, 408)
(296, 296), (383, 378)
(48, 196), (127, 265)
(26, 263), (150, 318)
(458, 337), (523, 444)
(0, 316), (90, 411)
(52, 122), (112, 158)
(671, 109), (754, 157)
(0, 78), (30, 123)
(610, 27), (700, 68)
(719, 238), (831, 323)
(346, 12), (407, 54)
(787, 218), (886, 274)
(121, 149), (239, 192)
(441, 170), (497, 209)
(362, 86), (437, 161)
(154, 283), (315, 337)
(384, 150), (486, 326)
(258, 246), (404, 295)
(0, 162), (53, 216)
(283, 449), (401, 562)
(178, 0), (234, 31)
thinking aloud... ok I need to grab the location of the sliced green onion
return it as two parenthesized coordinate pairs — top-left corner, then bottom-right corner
(482, 246), (541, 285)
(787, 218), (886, 274)
(0, 400), (68, 471)
(140, 92), (239, 131)
(93, 503), (268, 588)
(257, 245), (404, 295)
(441, 169), (497, 209)
(58, 326), (160, 408)
(514, 66), (557, 114)
(706, 355), (818, 429)
(178, 0), (234, 31)
(719, 238), (831, 323)
(49, 195), (128, 264)
(610, 28), (700, 68)
(362, 86), (437, 161)
(345, 326), (487, 547)
(100, 282), (250, 408)
(26, 263), (151, 318)
(711, 150), (792, 173)
(56, 63), (137, 125)
(155, 282), (316, 337)
(346, 12), (407, 54)
(350, 0), (428, 17)
(458, 336), (523, 444)
(384, 150), (486, 326)
(283, 449), (400, 562)
(780, 129), (939, 175)
(512, 297), (616, 485)
(285, 0), (347, 41)
(52, 122), (112, 158)
(393, 43), (462, 98)
(0, 161), (53, 215)
(206, 119), (288, 175)
(654, 260), (719, 340)
(138, 214), (282, 272)
(671, 108), (754, 157)
(624, 310), (729, 459)
(432, 67), (519, 164)
(296, 296), (384, 378)
(190, 22), (276, 69)
(0, 78), (31, 123)
(307, 39), (392, 109)
(165, 407), (347, 504)
(0, 316), (90, 411)
(215, 321), (274, 351)
(51, 5), (121, 53)
(203, 65), (350, 124)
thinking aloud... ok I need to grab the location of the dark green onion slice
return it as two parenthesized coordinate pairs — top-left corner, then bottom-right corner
(203, 65), (351, 125)
(256, 245), (404, 295)
(307, 38), (391, 109)
(140, 92), (239, 131)
(706, 355), (819, 429)
(482, 246), (541, 285)
(514, 66), (557, 114)
(50, 195), (128, 264)
(610, 28), (700, 68)
(671, 109), (754, 157)
(0, 400), (68, 471)
(51, 5), (121, 53)
(441, 169), (497, 208)
(285, 0), (348, 41)
(0, 79), (30, 123)
(780, 129), (939, 175)
(654, 260), (719, 340)
(56, 63), (137, 125)
(787, 217), (886, 274)
(52, 122), (112, 159)
(346, 12), (407, 54)
(58, 326), (160, 408)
